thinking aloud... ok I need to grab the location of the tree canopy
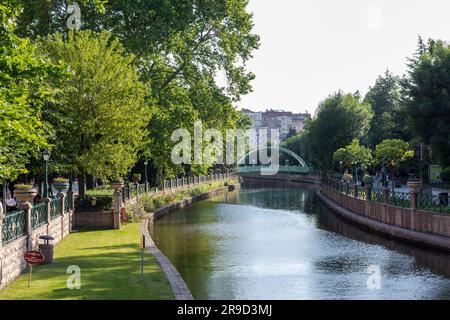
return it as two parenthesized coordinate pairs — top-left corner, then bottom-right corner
(37, 30), (149, 195)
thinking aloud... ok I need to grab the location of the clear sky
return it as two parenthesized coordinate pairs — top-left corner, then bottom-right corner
(237, 0), (450, 115)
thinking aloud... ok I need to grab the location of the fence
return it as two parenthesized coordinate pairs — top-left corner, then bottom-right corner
(120, 172), (236, 205)
(2, 210), (27, 245)
(323, 176), (450, 214)
(1, 192), (75, 247)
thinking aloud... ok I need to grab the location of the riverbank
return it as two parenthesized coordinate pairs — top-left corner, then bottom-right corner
(0, 223), (173, 300)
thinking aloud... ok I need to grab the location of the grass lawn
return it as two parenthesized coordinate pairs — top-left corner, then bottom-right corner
(0, 223), (173, 300)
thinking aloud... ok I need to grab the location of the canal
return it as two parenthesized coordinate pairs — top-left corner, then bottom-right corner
(150, 187), (450, 299)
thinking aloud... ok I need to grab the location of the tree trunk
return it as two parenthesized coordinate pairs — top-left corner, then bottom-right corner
(78, 172), (86, 199)
(86, 174), (95, 190)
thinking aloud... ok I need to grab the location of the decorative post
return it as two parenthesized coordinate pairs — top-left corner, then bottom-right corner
(407, 180), (421, 210)
(110, 182), (124, 230)
(59, 192), (65, 239)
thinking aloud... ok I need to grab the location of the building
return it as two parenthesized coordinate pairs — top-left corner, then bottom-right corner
(242, 108), (310, 141)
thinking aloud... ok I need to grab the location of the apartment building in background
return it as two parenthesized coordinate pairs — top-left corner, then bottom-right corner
(242, 108), (310, 141)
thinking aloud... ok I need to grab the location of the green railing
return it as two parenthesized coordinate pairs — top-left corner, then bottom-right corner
(387, 191), (410, 208)
(50, 198), (62, 219)
(64, 195), (72, 212)
(2, 210), (27, 244)
(31, 203), (47, 229)
(417, 193), (450, 213)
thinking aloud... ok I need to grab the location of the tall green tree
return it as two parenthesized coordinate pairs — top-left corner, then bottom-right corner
(16, 0), (260, 177)
(403, 38), (450, 167)
(37, 31), (149, 197)
(307, 92), (373, 170)
(364, 70), (409, 148)
(0, 0), (60, 180)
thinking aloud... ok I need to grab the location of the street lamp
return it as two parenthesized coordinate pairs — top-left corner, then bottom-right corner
(339, 161), (343, 180)
(382, 155), (388, 188)
(143, 159), (149, 192)
(42, 150), (51, 198)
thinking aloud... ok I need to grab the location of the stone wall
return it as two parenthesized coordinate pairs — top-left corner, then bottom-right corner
(0, 211), (74, 289)
(74, 211), (115, 229)
(320, 184), (450, 251)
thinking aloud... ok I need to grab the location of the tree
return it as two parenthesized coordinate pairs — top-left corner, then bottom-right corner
(0, 0), (60, 180)
(16, 0), (260, 177)
(403, 38), (450, 167)
(333, 139), (372, 175)
(37, 31), (149, 197)
(364, 70), (410, 147)
(375, 139), (414, 191)
(307, 92), (373, 170)
(282, 130), (313, 167)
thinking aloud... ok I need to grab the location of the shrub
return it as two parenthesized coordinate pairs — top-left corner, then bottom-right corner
(362, 175), (374, 184)
(53, 177), (69, 184)
(15, 184), (34, 189)
(441, 167), (450, 182)
(343, 174), (353, 183)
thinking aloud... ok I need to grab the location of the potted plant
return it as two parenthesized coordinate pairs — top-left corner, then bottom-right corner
(110, 177), (124, 191)
(14, 184), (38, 204)
(132, 174), (141, 184)
(343, 174), (353, 184)
(362, 175), (374, 186)
(53, 177), (70, 193)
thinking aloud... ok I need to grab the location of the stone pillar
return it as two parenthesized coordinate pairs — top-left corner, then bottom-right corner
(353, 185), (358, 198)
(135, 183), (140, 202)
(59, 193), (65, 239)
(20, 201), (33, 250)
(407, 180), (421, 210)
(113, 191), (121, 230)
(67, 190), (75, 212)
(382, 188), (390, 204)
(365, 185), (372, 201)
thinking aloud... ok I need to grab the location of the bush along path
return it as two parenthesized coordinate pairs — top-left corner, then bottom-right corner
(0, 223), (173, 300)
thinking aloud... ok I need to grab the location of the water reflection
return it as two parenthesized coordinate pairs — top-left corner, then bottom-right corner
(151, 187), (450, 300)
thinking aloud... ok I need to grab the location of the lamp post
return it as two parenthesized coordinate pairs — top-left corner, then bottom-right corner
(42, 150), (51, 199)
(143, 159), (149, 192)
(382, 156), (388, 188)
(339, 161), (343, 180)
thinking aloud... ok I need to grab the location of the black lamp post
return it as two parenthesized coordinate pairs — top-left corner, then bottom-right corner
(143, 159), (149, 192)
(382, 156), (388, 188)
(339, 161), (343, 180)
(42, 150), (51, 198)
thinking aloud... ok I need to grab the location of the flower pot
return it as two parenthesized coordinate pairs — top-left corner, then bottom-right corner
(53, 183), (69, 193)
(14, 188), (38, 204)
(407, 180), (422, 193)
(110, 182), (124, 191)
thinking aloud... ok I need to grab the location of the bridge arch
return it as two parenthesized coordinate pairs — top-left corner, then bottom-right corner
(237, 147), (310, 174)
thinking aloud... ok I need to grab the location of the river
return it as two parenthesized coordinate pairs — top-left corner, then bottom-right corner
(150, 187), (450, 300)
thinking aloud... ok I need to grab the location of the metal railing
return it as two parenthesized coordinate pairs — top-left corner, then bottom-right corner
(2, 210), (27, 244)
(417, 193), (450, 213)
(31, 203), (47, 229)
(50, 198), (62, 219)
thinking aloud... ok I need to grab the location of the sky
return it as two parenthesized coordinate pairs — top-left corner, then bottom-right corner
(237, 0), (450, 115)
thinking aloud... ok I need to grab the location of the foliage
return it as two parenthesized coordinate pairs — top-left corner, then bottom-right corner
(362, 175), (374, 184)
(282, 130), (313, 167)
(0, 0), (62, 179)
(441, 167), (450, 182)
(364, 70), (410, 147)
(375, 139), (414, 169)
(53, 177), (69, 183)
(343, 174), (353, 183)
(307, 92), (373, 169)
(333, 139), (372, 170)
(16, 0), (260, 178)
(14, 184), (33, 189)
(403, 38), (450, 167)
(37, 31), (149, 183)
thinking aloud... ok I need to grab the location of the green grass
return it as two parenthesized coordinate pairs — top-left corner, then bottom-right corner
(0, 223), (173, 300)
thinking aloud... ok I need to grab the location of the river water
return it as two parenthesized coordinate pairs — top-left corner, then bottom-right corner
(151, 187), (450, 300)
